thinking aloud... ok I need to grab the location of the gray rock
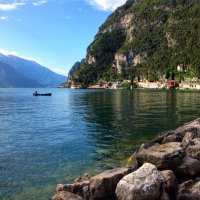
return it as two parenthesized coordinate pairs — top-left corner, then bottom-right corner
(174, 157), (200, 179)
(137, 142), (185, 169)
(186, 138), (200, 160)
(162, 134), (182, 144)
(82, 186), (90, 200)
(56, 181), (89, 196)
(51, 191), (83, 200)
(177, 178), (200, 200)
(154, 130), (175, 143)
(182, 132), (195, 148)
(74, 173), (92, 183)
(161, 170), (178, 192)
(116, 163), (168, 200)
(89, 167), (131, 199)
(139, 141), (159, 151)
(140, 131), (175, 150)
(175, 118), (200, 138)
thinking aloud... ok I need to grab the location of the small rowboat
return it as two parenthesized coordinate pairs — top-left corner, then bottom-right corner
(33, 93), (52, 96)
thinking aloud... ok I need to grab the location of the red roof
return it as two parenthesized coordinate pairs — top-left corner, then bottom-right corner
(167, 80), (179, 88)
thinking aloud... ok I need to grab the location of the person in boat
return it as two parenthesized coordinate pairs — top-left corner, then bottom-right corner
(35, 91), (38, 95)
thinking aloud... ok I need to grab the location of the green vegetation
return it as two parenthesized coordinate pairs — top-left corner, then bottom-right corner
(69, 0), (200, 86)
(74, 30), (126, 86)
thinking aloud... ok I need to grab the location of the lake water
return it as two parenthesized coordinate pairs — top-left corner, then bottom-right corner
(0, 88), (200, 199)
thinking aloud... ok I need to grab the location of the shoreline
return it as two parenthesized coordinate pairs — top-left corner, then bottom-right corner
(51, 118), (200, 200)
(68, 80), (200, 91)
(68, 87), (200, 92)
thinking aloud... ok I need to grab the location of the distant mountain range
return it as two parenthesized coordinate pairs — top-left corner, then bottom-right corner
(0, 53), (66, 88)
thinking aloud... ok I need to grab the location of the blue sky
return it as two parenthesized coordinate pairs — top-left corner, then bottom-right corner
(0, 0), (126, 76)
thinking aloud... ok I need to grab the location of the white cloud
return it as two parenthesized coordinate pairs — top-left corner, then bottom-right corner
(0, 49), (18, 56)
(0, 16), (8, 20)
(0, 0), (49, 10)
(87, 0), (126, 11)
(0, 2), (25, 11)
(33, 0), (48, 6)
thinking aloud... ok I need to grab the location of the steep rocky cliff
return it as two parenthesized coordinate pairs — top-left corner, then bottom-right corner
(69, 0), (200, 86)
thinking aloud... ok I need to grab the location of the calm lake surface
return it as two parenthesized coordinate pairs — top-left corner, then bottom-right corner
(0, 88), (200, 199)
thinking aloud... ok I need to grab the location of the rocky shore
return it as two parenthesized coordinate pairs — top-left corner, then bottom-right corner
(51, 118), (200, 200)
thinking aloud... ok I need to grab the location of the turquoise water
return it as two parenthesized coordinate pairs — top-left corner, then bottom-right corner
(0, 88), (200, 199)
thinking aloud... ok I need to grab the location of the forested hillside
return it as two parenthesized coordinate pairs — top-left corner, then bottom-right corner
(69, 0), (200, 87)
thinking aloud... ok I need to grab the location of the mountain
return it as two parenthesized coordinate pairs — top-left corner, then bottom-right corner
(0, 60), (42, 88)
(68, 0), (200, 86)
(60, 59), (85, 88)
(68, 59), (85, 79)
(0, 53), (66, 88)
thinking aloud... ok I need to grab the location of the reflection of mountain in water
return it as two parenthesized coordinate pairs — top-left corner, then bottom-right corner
(1, 89), (200, 199)
(81, 90), (200, 169)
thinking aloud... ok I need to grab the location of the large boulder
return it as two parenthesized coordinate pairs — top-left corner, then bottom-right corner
(89, 167), (131, 199)
(177, 178), (200, 200)
(51, 191), (83, 200)
(116, 163), (168, 200)
(186, 138), (200, 160)
(174, 157), (200, 179)
(137, 142), (185, 169)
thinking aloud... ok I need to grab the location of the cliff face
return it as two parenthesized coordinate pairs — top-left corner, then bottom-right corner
(69, 0), (200, 86)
